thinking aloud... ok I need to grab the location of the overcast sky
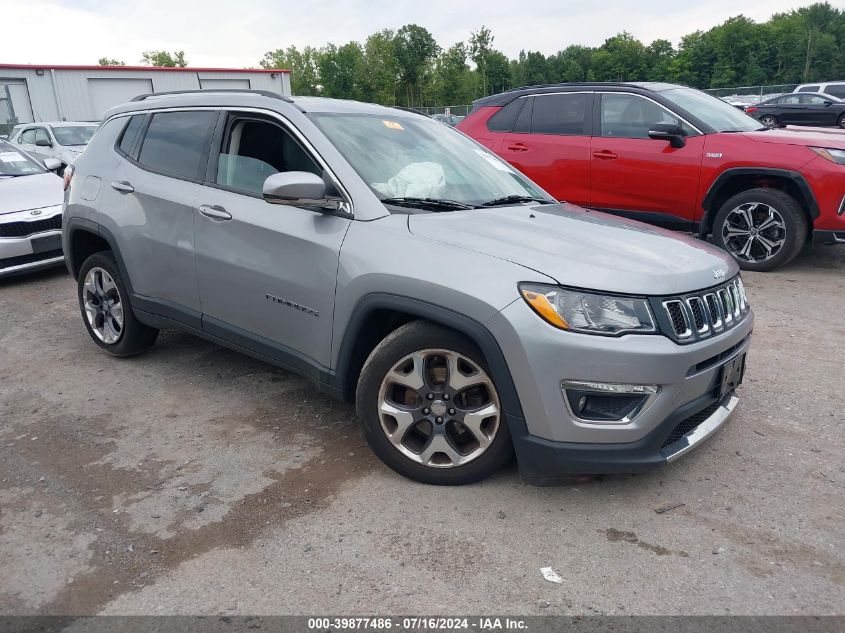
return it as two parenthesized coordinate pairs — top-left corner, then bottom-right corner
(2, 0), (827, 68)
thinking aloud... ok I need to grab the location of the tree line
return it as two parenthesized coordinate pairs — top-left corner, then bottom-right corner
(99, 2), (844, 106)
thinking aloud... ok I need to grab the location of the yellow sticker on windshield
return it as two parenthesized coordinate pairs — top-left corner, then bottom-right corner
(382, 120), (404, 130)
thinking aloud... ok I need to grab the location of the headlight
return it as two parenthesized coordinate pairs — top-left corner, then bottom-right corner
(519, 283), (656, 335)
(809, 147), (845, 165)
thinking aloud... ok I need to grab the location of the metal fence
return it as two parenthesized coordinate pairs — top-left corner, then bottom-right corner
(416, 105), (473, 117)
(704, 84), (798, 104)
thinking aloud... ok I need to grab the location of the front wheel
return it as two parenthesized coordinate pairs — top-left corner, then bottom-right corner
(356, 321), (512, 485)
(837, 113), (845, 129)
(760, 114), (778, 127)
(712, 188), (807, 272)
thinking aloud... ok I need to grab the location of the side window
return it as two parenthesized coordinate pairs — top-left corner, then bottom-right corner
(600, 93), (693, 139)
(530, 93), (589, 135)
(797, 85), (819, 93)
(512, 97), (533, 133)
(779, 95), (801, 104)
(802, 95), (826, 105)
(19, 128), (36, 144)
(117, 115), (144, 157)
(214, 116), (321, 195)
(137, 111), (217, 181)
(825, 85), (845, 98)
(34, 128), (51, 145)
(486, 99), (524, 132)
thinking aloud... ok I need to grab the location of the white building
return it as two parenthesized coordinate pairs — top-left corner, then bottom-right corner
(0, 64), (291, 132)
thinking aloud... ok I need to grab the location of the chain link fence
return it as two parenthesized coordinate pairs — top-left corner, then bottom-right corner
(416, 105), (473, 118)
(703, 84), (798, 106)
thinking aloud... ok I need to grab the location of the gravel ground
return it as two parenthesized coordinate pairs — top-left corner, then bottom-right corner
(0, 245), (843, 616)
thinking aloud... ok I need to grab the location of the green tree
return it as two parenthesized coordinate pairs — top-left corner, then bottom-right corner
(469, 26), (495, 96)
(318, 42), (364, 99)
(360, 30), (399, 104)
(141, 51), (187, 67)
(431, 43), (473, 105)
(260, 46), (320, 95)
(97, 57), (125, 66)
(394, 24), (439, 106)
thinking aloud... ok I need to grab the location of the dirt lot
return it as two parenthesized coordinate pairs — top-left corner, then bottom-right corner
(1, 246), (843, 616)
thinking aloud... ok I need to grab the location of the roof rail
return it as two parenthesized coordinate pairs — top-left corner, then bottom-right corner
(130, 89), (293, 102)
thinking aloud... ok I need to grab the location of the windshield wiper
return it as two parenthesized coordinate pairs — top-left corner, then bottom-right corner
(479, 194), (554, 207)
(380, 197), (476, 211)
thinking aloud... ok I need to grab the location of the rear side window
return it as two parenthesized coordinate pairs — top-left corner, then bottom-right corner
(530, 93), (589, 135)
(825, 84), (845, 98)
(137, 111), (217, 181)
(486, 99), (524, 132)
(117, 115), (144, 156)
(797, 85), (820, 92)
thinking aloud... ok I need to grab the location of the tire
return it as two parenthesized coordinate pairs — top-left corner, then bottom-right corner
(760, 114), (778, 127)
(77, 251), (158, 356)
(356, 321), (513, 485)
(711, 188), (807, 272)
(838, 113), (845, 129)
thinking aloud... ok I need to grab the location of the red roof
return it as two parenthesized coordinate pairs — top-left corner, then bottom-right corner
(0, 63), (290, 74)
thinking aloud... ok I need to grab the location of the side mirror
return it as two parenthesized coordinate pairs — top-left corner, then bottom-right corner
(43, 158), (61, 172)
(648, 123), (686, 148)
(263, 171), (347, 212)
(824, 100), (834, 106)
(35, 138), (52, 147)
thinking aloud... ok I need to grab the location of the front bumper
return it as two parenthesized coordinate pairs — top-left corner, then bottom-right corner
(487, 296), (753, 481)
(0, 206), (64, 277)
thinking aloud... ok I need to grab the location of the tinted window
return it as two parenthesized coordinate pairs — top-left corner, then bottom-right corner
(215, 117), (320, 195)
(530, 93), (588, 135)
(486, 99), (524, 132)
(601, 93), (694, 138)
(825, 85), (845, 98)
(138, 111), (216, 180)
(797, 85), (820, 92)
(512, 97), (533, 133)
(117, 115), (144, 156)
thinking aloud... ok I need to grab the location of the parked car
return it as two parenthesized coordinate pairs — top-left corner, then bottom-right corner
(457, 81), (845, 271)
(431, 113), (465, 126)
(0, 140), (64, 277)
(63, 90), (753, 485)
(8, 121), (99, 175)
(794, 80), (845, 99)
(746, 92), (845, 128)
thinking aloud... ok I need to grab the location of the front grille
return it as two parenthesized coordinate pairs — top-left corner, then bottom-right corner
(657, 277), (749, 343)
(661, 401), (722, 448)
(0, 215), (62, 238)
(0, 249), (63, 270)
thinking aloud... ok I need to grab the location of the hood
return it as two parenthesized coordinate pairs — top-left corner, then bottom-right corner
(739, 127), (845, 150)
(408, 203), (738, 296)
(0, 172), (63, 215)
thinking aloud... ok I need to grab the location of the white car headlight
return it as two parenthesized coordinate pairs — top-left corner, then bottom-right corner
(519, 283), (656, 335)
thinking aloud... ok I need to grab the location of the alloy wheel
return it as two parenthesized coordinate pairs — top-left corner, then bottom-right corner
(721, 202), (787, 264)
(377, 349), (500, 468)
(760, 115), (777, 127)
(82, 267), (125, 344)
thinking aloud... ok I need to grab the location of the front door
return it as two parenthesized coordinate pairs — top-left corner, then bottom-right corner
(589, 92), (704, 230)
(193, 112), (351, 371)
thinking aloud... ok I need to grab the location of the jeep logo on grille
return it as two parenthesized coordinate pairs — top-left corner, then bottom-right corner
(712, 268), (726, 279)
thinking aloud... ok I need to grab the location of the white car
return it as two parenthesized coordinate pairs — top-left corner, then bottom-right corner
(8, 121), (99, 175)
(0, 140), (64, 277)
(794, 81), (845, 100)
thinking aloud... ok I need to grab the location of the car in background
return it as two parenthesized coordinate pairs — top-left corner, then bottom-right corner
(431, 113), (465, 126)
(8, 121), (99, 175)
(0, 140), (65, 277)
(795, 81), (845, 99)
(746, 92), (845, 128)
(458, 81), (845, 271)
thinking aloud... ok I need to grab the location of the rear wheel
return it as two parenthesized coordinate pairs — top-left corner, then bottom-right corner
(760, 114), (778, 127)
(712, 188), (807, 272)
(356, 321), (512, 485)
(77, 251), (158, 356)
(838, 113), (845, 129)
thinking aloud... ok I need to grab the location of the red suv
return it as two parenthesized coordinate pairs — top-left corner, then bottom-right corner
(458, 82), (845, 271)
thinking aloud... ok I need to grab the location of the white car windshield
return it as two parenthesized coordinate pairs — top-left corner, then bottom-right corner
(309, 112), (552, 208)
(0, 144), (45, 177)
(51, 125), (99, 146)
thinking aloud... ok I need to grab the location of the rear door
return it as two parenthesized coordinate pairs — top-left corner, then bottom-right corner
(773, 94), (805, 124)
(497, 92), (592, 206)
(589, 92), (704, 229)
(193, 110), (351, 370)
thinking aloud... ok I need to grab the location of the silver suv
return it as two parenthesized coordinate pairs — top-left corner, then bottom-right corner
(62, 90), (753, 485)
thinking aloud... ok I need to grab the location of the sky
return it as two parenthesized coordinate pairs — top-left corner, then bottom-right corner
(0, 0), (830, 68)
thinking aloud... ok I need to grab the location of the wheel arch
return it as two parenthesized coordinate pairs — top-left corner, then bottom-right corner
(65, 218), (134, 293)
(699, 168), (818, 237)
(332, 294), (525, 420)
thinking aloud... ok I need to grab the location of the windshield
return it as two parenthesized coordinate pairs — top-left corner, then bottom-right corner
(309, 112), (551, 207)
(662, 88), (763, 132)
(0, 144), (45, 177)
(50, 125), (98, 146)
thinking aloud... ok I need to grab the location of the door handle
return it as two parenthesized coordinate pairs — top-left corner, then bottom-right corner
(507, 143), (529, 152)
(110, 181), (134, 193)
(198, 204), (232, 221)
(592, 150), (619, 160)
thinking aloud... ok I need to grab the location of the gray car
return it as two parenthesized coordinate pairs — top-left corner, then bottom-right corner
(0, 140), (64, 277)
(62, 90), (753, 484)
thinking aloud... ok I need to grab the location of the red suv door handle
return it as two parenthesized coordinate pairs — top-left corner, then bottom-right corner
(507, 142), (529, 152)
(592, 150), (619, 160)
